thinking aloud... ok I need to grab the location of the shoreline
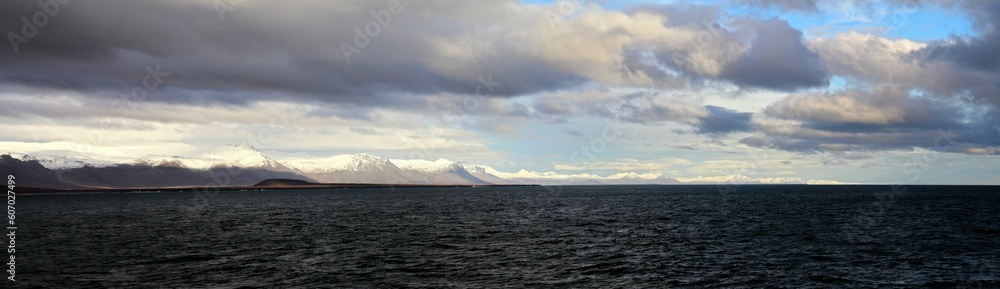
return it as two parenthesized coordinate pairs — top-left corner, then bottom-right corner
(15, 183), (542, 195)
(15, 183), (997, 195)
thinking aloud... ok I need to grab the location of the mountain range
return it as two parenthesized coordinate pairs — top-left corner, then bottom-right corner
(1, 145), (843, 190)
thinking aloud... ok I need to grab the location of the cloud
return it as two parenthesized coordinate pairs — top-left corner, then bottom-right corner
(349, 127), (379, 135)
(808, 1), (1000, 113)
(809, 32), (927, 81)
(764, 86), (962, 128)
(2, 0), (574, 105)
(737, 0), (820, 12)
(720, 18), (829, 90)
(697, 105), (753, 134)
(744, 85), (1000, 154)
(2, 0), (998, 168)
(529, 89), (755, 135)
(616, 92), (708, 125)
(533, 100), (574, 116)
(0, 0), (841, 113)
(918, 2), (1000, 71)
(552, 157), (693, 171)
(529, 87), (621, 118)
(781, 0), (1000, 155)
(634, 7), (829, 91)
(0, 0), (658, 106)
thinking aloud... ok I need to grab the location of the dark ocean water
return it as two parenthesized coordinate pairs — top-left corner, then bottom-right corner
(16, 185), (1000, 288)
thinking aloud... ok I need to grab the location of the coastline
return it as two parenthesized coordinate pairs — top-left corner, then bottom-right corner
(15, 183), (542, 195)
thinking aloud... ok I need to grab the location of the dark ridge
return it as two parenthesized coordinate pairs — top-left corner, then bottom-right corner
(2, 154), (317, 192)
(1, 154), (83, 190)
(253, 179), (316, 187)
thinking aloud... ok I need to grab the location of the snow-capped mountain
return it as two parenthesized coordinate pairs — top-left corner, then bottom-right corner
(4, 152), (117, 169)
(473, 168), (598, 185)
(392, 158), (459, 173)
(132, 147), (491, 184)
(602, 172), (680, 185)
(392, 159), (488, 184)
(285, 153), (413, 184)
(203, 145), (291, 170)
(677, 175), (759, 184)
(137, 145), (294, 171)
(289, 153), (397, 174)
(2, 146), (313, 189)
(676, 175), (808, 184)
(285, 154), (489, 184)
(465, 165), (513, 184)
(1, 145), (850, 189)
(0, 155), (80, 189)
(464, 166), (678, 185)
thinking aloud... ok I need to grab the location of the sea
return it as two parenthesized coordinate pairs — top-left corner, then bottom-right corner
(16, 185), (1000, 288)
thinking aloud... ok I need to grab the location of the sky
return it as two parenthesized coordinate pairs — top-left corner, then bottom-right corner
(1, 0), (998, 184)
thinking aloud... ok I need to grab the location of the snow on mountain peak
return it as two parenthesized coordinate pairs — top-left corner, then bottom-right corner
(608, 172), (662, 180)
(206, 145), (265, 160)
(675, 175), (807, 184)
(351, 153), (391, 163)
(5, 152), (116, 169)
(132, 145), (289, 170)
(286, 153), (397, 173)
(202, 145), (282, 168)
(391, 158), (461, 173)
(342, 153), (394, 171)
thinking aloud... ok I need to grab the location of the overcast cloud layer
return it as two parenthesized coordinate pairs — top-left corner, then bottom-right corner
(1, 0), (999, 184)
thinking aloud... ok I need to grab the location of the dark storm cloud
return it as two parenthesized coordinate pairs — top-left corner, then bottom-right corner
(7, 0), (995, 159)
(719, 18), (829, 91)
(919, 2), (1000, 72)
(637, 7), (829, 91)
(612, 94), (756, 135)
(810, 0), (1000, 113)
(910, 0), (1000, 111)
(0, 0), (589, 108)
(748, 86), (1000, 154)
(764, 86), (964, 128)
(742, 0), (1000, 112)
(741, 120), (1000, 155)
(0, 0), (842, 113)
(696, 106), (753, 134)
(748, 0), (1000, 156)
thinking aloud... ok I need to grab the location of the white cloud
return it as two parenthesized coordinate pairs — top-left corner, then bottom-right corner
(552, 157), (693, 171)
